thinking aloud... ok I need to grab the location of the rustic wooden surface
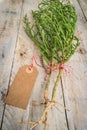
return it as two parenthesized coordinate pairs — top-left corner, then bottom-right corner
(0, 0), (87, 130)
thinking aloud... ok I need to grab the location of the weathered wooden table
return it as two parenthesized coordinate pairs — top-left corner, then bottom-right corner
(0, 0), (87, 130)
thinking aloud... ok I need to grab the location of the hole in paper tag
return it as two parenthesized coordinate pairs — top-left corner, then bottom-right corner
(5, 65), (38, 109)
(26, 66), (33, 73)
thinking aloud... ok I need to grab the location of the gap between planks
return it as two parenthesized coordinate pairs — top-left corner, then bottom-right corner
(0, 0), (87, 130)
(77, 0), (87, 21)
(1, 0), (68, 130)
(0, 0), (24, 129)
(61, 0), (87, 130)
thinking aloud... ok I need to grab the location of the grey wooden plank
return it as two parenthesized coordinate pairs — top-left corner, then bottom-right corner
(77, 0), (87, 20)
(1, 0), (68, 130)
(62, 60), (87, 130)
(61, 0), (87, 129)
(0, 0), (23, 128)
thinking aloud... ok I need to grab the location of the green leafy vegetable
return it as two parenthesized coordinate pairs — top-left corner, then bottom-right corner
(24, 0), (79, 66)
(23, 0), (79, 129)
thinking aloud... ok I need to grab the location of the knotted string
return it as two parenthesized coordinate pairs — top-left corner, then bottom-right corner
(29, 56), (73, 79)
(44, 62), (73, 80)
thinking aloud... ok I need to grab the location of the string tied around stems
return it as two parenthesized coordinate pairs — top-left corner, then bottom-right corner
(45, 62), (73, 80)
(28, 56), (73, 79)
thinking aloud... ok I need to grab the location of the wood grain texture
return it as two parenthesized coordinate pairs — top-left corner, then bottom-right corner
(0, 0), (87, 130)
(61, 0), (87, 130)
(1, 0), (68, 130)
(78, 0), (87, 20)
(0, 0), (23, 128)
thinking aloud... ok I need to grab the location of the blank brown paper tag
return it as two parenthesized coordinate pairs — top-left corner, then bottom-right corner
(5, 65), (38, 109)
